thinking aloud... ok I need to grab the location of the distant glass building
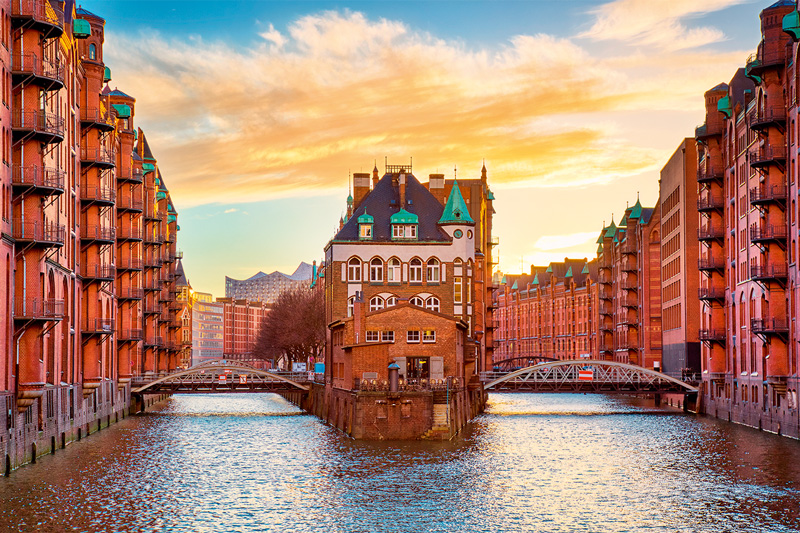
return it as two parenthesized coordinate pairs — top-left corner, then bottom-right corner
(225, 262), (313, 303)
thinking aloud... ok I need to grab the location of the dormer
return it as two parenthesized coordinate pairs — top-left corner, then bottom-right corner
(358, 211), (374, 240)
(390, 209), (418, 240)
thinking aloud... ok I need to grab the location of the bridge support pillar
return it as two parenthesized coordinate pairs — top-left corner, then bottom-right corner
(653, 393), (662, 407)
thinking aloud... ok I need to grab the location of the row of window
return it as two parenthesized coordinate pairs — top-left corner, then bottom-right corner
(348, 295), (441, 315)
(346, 257), (473, 283)
(365, 330), (436, 343)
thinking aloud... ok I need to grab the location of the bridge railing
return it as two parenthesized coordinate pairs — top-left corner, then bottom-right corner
(354, 376), (464, 392)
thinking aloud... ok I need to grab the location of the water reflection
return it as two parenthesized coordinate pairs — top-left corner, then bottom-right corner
(0, 393), (798, 532)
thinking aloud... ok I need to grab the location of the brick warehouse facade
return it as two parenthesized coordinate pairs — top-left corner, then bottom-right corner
(697, 0), (800, 437)
(0, 1), (183, 472)
(313, 163), (491, 439)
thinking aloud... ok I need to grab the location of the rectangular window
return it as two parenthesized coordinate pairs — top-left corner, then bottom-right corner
(381, 331), (395, 343)
(366, 331), (379, 342)
(454, 276), (462, 304)
(393, 225), (404, 238)
(423, 329), (436, 343)
(407, 330), (420, 343)
(360, 225), (372, 238)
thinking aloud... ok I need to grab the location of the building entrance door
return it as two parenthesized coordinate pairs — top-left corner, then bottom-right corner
(406, 357), (430, 379)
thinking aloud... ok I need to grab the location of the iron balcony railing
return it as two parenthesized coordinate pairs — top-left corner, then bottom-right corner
(80, 184), (116, 204)
(699, 329), (726, 342)
(698, 258), (725, 271)
(12, 109), (65, 141)
(118, 169), (144, 183)
(750, 184), (787, 206)
(81, 225), (116, 243)
(81, 264), (116, 281)
(11, 165), (65, 193)
(143, 303), (161, 314)
(144, 256), (164, 268)
(698, 225), (724, 241)
(11, 0), (65, 33)
(697, 195), (724, 211)
(80, 146), (116, 167)
(82, 318), (115, 335)
(117, 195), (144, 212)
(621, 279), (638, 291)
(11, 52), (65, 87)
(750, 224), (787, 243)
(117, 258), (144, 271)
(117, 225), (143, 241)
(695, 121), (723, 140)
(698, 287), (725, 301)
(697, 166), (724, 183)
(746, 46), (787, 76)
(118, 287), (144, 300)
(751, 317), (789, 334)
(13, 298), (64, 320)
(12, 218), (65, 246)
(749, 105), (787, 130)
(621, 261), (636, 273)
(750, 264), (788, 281)
(119, 329), (143, 341)
(750, 144), (787, 167)
(80, 107), (115, 130)
(621, 295), (638, 308)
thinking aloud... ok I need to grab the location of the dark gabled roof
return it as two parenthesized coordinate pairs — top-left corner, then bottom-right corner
(138, 129), (155, 161)
(76, 6), (104, 21)
(333, 173), (451, 243)
(107, 88), (133, 98)
(175, 259), (189, 287)
(131, 151), (142, 161)
(640, 207), (655, 224)
(768, 0), (795, 8)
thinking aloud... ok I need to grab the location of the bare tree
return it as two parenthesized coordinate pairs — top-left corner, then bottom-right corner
(253, 288), (324, 369)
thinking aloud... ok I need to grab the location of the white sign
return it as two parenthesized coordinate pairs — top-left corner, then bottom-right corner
(239, 374), (247, 384)
(292, 362), (307, 372)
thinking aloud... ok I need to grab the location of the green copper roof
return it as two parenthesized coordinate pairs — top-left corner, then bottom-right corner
(486, 190), (495, 201)
(597, 243), (603, 254)
(613, 234), (619, 243)
(167, 214), (177, 223)
(511, 280), (518, 290)
(439, 181), (474, 224)
(531, 273), (539, 285)
(603, 219), (617, 238)
(156, 191), (167, 201)
(629, 198), (642, 219)
(784, 10), (800, 41)
(596, 231), (605, 244)
(745, 55), (762, 85)
(73, 19), (91, 39)
(391, 209), (419, 224)
(103, 66), (112, 83)
(347, 193), (353, 204)
(112, 104), (131, 118)
(565, 266), (573, 278)
(581, 264), (589, 274)
(142, 163), (155, 174)
(546, 264), (553, 273)
(501, 275), (507, 284)
(357, 211), (374, 224)
(717, 95), (732, 119)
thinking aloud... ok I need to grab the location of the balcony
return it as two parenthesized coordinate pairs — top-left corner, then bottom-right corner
(118, 329), (143, 342)
(80, 184), (116, 205)
(698, 225), (724, 242)
(144, 256), (163, 268)
(143, 303), (161, 314)
(621, 241), (637, 255)
(695, 121), (723, 141)
(11, 0), (65, 38)
(143, 336), (165, 348)
(12, 109), (65, 144)
(750, 144), (786, 169)
(621, 295), (638, 308)
(118, 287), (144, 300)
(12, 219), (65, 247)
(699, 329), (726, 343)
(750, 224), (787, 245)
(751, 317), (789, 335)
(81, 264), (116, 282)
(80, 146), (116, 168)
(621, 279), (638, 291)
(599, 291), (612, 301)
(11, 53), (65, 90)
(118, 169), (144, 184)
(11, 165), (65, 195)
(697, 194), (724, 212)
(143, 278), (162, 292)
(750, 263), (788, 282)
(117, 225), (143, 242)
(697, 166), (724, 184)
(117, 194), (144, 213)
(82, 318), (115, 336)
(81, 225), (116, 244)
(698, 258), (725, 272)
(746, 47), (787, 80)
(143, 232), (165, 244)
(13, 298), (64, 321)
(117, 258), (143, 271)
(749, 105), (787, 131)
(80, 107), (115, 132)
(698, 287), (725, 302)
(750, 184), (787, 208)
(621, 261), (636, 273)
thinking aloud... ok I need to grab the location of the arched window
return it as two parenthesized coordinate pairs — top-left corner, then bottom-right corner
(348, 257), (361, 282)
(89, 43), (96, 61)
(409, 258), (422, 282)
(370, 258), (383, 282)
(386, 295), (397, 307)
(410, 296), (424, 307)
(387, 258), (401, 282)
(425, 296), (440, 312)
(426, 258), (440, 283)
(347, 296), (355, 317)
(369, 296), (385, 312)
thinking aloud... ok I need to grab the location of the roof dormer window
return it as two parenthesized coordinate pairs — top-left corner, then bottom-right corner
(390, 209), (419, 241)
(358, 211), (374, 241)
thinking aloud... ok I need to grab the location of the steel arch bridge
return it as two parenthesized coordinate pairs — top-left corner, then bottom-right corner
(131, 360), (311, 395)
(481, 360), (698, 394)
(491, 355), (557, 373)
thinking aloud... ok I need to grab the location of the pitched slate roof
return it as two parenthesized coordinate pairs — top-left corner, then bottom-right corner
(175, 259), (189, 287)
(107, 88), (133, 99)
(138, 129), (155, 161)
(333, 173), (451, 243)
(76, 6), (104, 20)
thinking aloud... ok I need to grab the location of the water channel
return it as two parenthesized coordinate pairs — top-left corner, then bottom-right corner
(0, 393), (799, 532)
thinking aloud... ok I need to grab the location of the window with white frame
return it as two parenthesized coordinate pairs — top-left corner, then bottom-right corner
(347, 296), (355, 317)
(422, 329), (436, 343)
(381, 331), (395, 343)
(466, 277), (472, 303)
(360, 224), (372, 239)
(427, 258), (440, 282)
(387, 258), (401, 282)
(370, 258), (383, 282)
(348, 257), (361, 282)
(386, 296), (397, 307)
(454, 276), (462, 303)
(425, 296), (440, 312)
(369, 296), (385, 311)
(366, 331), (379, 342)
(410, 296), (424, 307)
(409, 258), (423, 282)
(407, 330), (420, 343)
(392, 225), (404, 238)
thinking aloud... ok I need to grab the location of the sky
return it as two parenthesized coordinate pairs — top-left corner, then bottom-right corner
(81, 0), (770, 296)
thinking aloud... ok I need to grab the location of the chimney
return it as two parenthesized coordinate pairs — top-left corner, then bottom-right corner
(353, 173), (371, 208)
(399, 173), (406, 208)
(373, 163), (379, 188)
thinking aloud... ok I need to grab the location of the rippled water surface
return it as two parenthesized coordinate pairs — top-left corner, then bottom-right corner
(1, 393), (800, 532)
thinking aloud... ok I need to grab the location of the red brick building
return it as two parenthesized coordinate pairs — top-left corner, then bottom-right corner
(218, 298), (270, 365)
(316, 163), (490, 439)
(0, 2), (183, 471)
(494, 259), (599, 365)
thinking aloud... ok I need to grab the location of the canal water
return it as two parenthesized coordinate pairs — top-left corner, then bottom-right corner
(0, 393), (799, 533)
